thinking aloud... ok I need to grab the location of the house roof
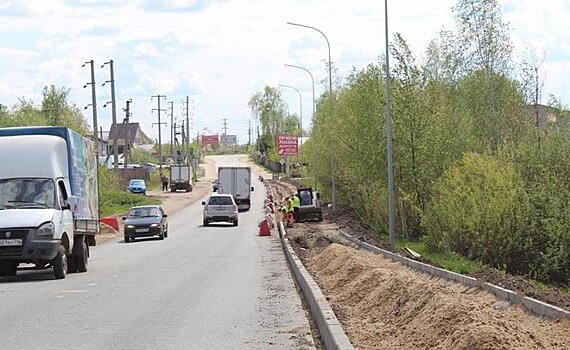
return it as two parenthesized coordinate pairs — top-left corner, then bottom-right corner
(108, 122), (153, 144)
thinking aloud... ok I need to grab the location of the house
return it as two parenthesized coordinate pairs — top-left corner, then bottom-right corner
(106, 122), (154, 155)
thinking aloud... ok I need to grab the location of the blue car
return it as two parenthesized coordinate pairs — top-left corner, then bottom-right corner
(127, 179), (146, 195)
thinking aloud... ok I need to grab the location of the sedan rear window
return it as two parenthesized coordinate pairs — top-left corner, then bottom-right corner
(208, 196), (233, 205)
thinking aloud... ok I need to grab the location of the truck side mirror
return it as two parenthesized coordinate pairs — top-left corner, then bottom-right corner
(316, 193), (320, 200)
(65, 196), (78, 210)
(251, 187), (254, 192)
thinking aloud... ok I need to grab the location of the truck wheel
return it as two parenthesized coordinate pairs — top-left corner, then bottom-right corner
(76, 240), (88, 273)
(203, 219), (209, 227)
(67, 255), (78, 273)
(52, 245), (67, 280)
(233, 219), (238, 227)
(5, 261), (18, 277)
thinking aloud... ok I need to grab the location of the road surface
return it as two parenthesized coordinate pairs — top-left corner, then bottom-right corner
(0, 155), (315, 349)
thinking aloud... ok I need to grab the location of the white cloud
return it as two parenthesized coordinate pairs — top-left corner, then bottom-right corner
(0, 0), (569, 143)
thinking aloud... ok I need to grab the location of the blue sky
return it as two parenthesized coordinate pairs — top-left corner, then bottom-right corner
(0, 0), (569, 144)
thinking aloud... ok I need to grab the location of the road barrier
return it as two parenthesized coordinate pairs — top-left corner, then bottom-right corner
(100, 217), (119, 231)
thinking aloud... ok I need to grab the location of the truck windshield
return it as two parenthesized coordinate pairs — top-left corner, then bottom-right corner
(0, 178), (56, 209)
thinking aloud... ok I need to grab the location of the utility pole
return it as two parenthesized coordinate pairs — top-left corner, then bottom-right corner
(185, 96), (190, 148)
(152, 95), (167, 172)
(248, 119), (252, 146)
(101, 60), (119, 169)
(82, 60), (98, 154)
(222, 118), (228, 135)
(168, 101), (174, 163)
(123, 99), (132, 175)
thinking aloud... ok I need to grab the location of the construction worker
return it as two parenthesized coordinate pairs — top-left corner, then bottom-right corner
(292, 192), (301, 223)
(280, 199), (288, 225)
(286, 196), (295, 227)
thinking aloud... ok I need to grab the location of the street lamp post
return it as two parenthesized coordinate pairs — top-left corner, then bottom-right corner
(287, 21), (336, 210)
(284, 63), (317, 190)
(278, 84), (302, 137)
(384, 0), (396, 247)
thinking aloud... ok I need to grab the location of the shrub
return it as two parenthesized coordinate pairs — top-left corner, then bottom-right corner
(422, 153), (529, 269)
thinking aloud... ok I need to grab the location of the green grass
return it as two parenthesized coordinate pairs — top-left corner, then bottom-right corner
(396, 240), (482, 275)
(100, 190), (160, 217)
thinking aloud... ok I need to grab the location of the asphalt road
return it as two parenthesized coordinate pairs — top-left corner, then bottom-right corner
(0, 155), (315, 349)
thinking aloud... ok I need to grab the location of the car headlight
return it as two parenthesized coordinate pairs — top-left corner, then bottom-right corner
(150, 223), (160, 227)
(37, 222), (55, 237)
(126, 225), (135, 229)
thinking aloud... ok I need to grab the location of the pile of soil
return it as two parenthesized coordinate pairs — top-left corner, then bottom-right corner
(275, 179), (570, 349)
(307, 243), (570, 349)
(470, 266), (570, 311)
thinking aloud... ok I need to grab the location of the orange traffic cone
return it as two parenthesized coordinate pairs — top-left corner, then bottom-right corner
(259, 218), (271, 236)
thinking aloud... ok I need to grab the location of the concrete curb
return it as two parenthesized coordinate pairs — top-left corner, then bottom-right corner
(340, 231), (570, 319)
(279, 222), (355, 350)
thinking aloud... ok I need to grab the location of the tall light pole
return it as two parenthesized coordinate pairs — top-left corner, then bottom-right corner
(278, 84), (302, 139)
(384, 0), (396, 247)
(284, 63), (317, 190)
(287, 21), (336, 210)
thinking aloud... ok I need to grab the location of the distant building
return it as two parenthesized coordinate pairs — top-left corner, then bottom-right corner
(106, 122), (154, 155)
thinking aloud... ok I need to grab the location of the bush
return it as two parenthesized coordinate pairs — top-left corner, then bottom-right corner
(422, 153), (529, 270)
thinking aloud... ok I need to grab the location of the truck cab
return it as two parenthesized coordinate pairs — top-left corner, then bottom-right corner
(0, 128), (98, 279)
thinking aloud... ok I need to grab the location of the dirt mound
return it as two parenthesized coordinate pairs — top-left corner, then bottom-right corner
(470, 266), (570, 310)
(308, 243), (570, 350)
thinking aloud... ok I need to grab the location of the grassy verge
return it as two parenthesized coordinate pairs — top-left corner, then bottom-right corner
(396, 240), (482, 275)
(100, 190), (160, 217)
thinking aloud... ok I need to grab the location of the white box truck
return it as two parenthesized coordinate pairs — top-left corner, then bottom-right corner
(169, 165), (192, 192)
(0, 127), (99, 279)
(217, 167), (254, 211)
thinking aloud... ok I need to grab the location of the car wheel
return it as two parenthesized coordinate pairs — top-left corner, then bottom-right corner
(5, 261), (18, 277)
(52, 245), (67, 280)
(203, 218), (209, 227)
(233, 219), (238, 227)
(124, 235), (130, 243)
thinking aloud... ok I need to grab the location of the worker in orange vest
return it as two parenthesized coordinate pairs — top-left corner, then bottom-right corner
(286, 196), (295, 227)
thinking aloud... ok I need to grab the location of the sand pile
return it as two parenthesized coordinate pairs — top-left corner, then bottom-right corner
(308, 243), (570, 350)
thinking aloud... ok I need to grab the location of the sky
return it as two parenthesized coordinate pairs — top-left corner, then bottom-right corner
(0, 0), (569, 145)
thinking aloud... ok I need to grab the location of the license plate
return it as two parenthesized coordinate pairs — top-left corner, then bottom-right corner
(135, 228), (149, 233)
(0, 239), (23, 246)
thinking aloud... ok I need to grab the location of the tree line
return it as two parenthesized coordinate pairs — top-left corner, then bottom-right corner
(250, 0), (569, 285)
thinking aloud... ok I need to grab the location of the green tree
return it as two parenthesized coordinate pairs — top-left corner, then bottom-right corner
(41, 85), (90, 134)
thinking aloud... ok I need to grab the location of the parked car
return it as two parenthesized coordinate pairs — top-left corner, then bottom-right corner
(212, 179), (219, 192)
(122, 205), (168, 242)
(202, 193), (238, 226)
(127, 178), (146, 195)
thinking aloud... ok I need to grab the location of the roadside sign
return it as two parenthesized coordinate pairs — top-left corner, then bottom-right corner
(277, 135), (298, 156)
(201, 134), (219, 145)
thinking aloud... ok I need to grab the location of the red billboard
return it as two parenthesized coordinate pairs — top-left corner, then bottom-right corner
(201, 134), (219, 145)
(278, 135), (298, 156)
